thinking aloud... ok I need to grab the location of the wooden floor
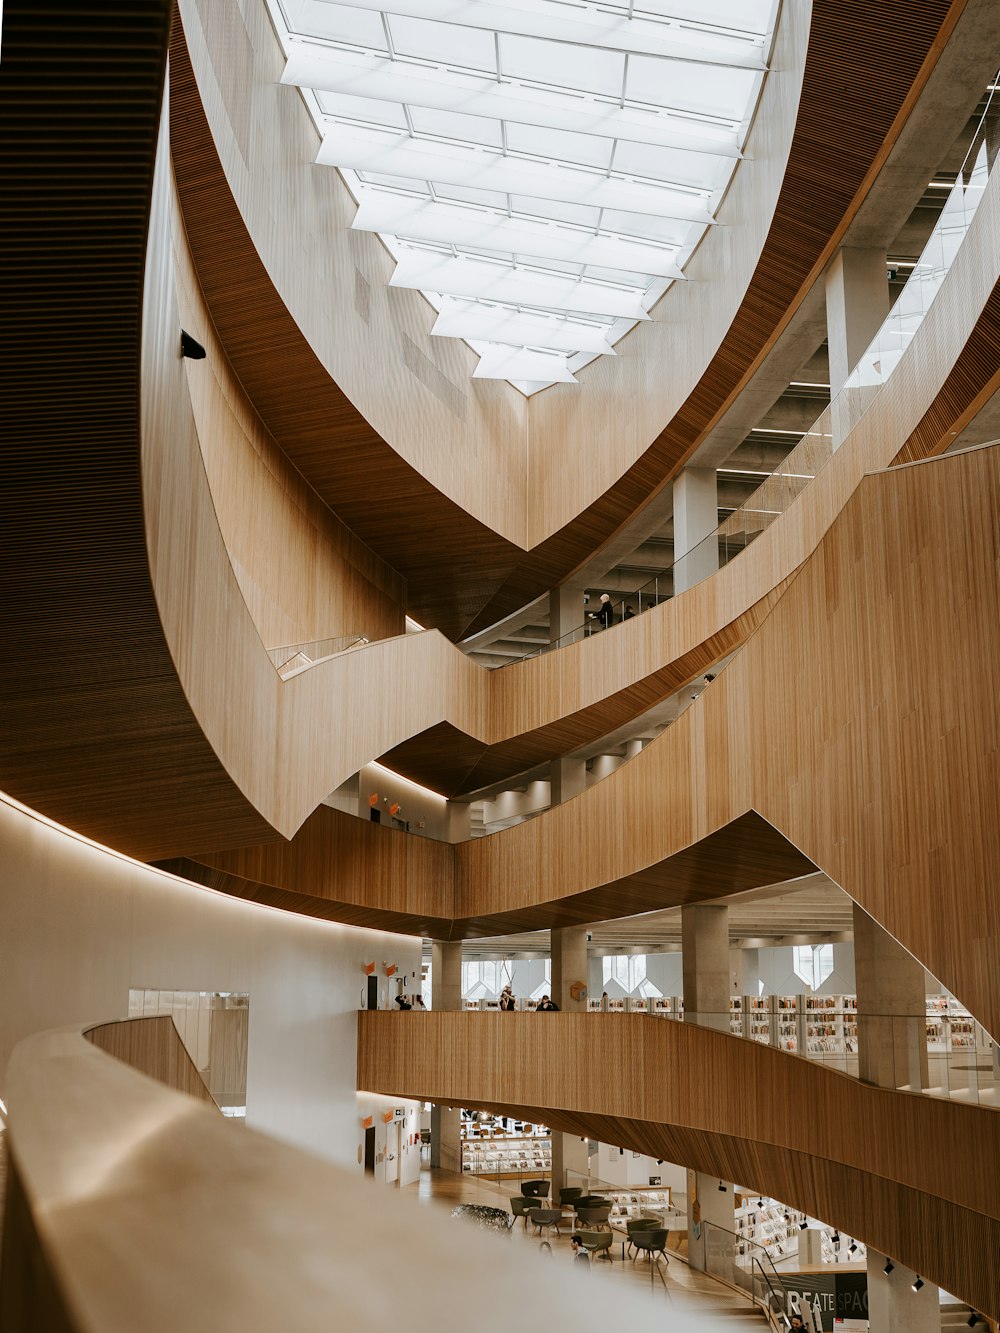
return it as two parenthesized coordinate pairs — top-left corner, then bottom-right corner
(404, 1164), (767, 1327)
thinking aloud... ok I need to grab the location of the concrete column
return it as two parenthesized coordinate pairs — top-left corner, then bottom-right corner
(672, 468), (719, 593)
(551, 926), (589, 1011)
(867, 1252), (940, 1333)
(551, 1133), (589, 1196)
(430, 940), (462, 1171)
(853, 905), (928, 1092)
(550, 926), (590, 1196)
(549, 583), (587, 646)
(549, 756), (586, 806)
(686, 1172), (735, 1273)
(445, 800), (471, 843)
(682, 903), (730, 1032)
(855, 907), (937, 1320)
(825, 247), (889, 447)
(588, 754), (619, 782)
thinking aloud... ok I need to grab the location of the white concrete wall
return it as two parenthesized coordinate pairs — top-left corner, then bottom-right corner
(0, 792), (419, 1171)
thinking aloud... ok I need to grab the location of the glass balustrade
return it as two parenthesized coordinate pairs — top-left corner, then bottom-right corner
(493, 83), (998, 667)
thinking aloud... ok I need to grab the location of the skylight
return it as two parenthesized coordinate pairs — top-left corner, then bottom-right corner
(268, 0), (779, 393)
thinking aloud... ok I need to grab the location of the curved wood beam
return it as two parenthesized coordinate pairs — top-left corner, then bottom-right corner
(2, 1023), (633, 1331)
(178, 439), (1000, 1049)
(357, 1011), (1000, 1315)
(168, 165), (1000, 807)
(170, 0), (962, 636)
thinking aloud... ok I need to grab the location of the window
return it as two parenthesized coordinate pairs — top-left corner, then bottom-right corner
(792, 944), (834, 991)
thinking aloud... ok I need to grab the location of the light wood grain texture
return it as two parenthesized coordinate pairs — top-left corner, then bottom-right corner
(171, 0), (961, 635)
(172, 207), (405, 650)
(183, 438), (1000, 1055)
(85, 1016), (218, 1109)
(0, 1024), (651, 1333)
(358, 1010), (1000, 1318)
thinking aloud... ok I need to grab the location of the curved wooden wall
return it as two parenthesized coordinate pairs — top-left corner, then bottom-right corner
(182, 438), (1000, 1051)
(85, 1015), (218, 1109)
(152, 148), (1000, 821)
(172, 205), (406, 650)
(357, 1011), (1000, 1317)
(171, 0), (961, 634)
(2, 1023), (634, 1332)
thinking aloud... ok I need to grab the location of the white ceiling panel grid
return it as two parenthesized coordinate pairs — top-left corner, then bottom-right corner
(269, 0), (779, 393)
(389, 251), (652, 319)
(432, 300), (617, 354)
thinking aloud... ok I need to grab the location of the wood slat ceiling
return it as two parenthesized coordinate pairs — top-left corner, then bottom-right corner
(169, 0), (960, 639)
(0, 1), (283, 856)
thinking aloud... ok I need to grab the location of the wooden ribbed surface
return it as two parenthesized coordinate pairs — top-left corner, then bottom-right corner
(164, 808), (813, 941)
(169, 0), (959, 637)
(0, 2), (280, 856)
(85, 1016), (218, 1109)
(178, 440), (1000, 1050)
(358, 1010), (1000, 1318)
(893, 284), (1000, 463)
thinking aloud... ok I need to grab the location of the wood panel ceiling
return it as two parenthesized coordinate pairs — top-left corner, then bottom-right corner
(358, 1010), (1000, 1318)
(169, 0), (961, 638)
(0, 1), (284, 856)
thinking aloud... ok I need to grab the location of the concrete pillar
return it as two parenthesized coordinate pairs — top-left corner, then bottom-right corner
(686, 1172), (735, 1273)
(551, 926), (589, 1012)
(672, 468), (719, 593)
(853, 905), (928, 1092)
(867, 1252), (940, 1333)
(446, 800), (471, 843)
(855, 908), (937, 1320)
(550, 755), (586, 806)
(551, 1133), (589, 1196)
(550, 926), (590, 1196)
(825, 247), (889, 447)
(430, 941), (462, 1171)
(549, 583), (587, 646)
(682, 904), (730, 1032)
(588, 754), (618, 782)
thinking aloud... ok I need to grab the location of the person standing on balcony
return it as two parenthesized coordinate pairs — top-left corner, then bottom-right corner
(589, 593), (614, 629)
(499, 986), (516, 1011)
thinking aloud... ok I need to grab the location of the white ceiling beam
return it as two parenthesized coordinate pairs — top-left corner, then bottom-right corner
(310, 0), (766, 68)
(471, 343), (577, 383)
(283, 43), (740, 156)
(318, 124), (716, 221)
(432, 299), (616, 353)
(352, 190), (687, 275)
(389, 250), (652, 319)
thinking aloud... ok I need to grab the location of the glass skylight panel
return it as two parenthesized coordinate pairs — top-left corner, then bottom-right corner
(296, 0), (766, 66)
(432, 299), (616, 354)
(270, 0), (777, 392)
(282, 41), (742, 155)
(390, 252), (650, 320)
(472, 343), (576, 383)
(317, 125), (717, 220)
(498, 32), (625, 97)
(350, 190), (686, 277)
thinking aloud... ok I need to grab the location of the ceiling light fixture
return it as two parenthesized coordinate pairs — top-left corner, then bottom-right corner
(718, 1180), (727, 1192)
(883, 1260), (894, 1275)
(912, 1277), (924, 1292)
